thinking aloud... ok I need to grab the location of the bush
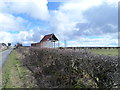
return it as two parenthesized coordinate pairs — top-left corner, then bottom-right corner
(17, 47), (119, 88)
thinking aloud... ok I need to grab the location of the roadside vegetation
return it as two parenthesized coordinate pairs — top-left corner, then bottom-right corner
(1, 47), (119, 88)
(2, 50), (37, 88)
(0, 48), (7, 52)
(0, 46), (12, 52)
(17, 47), (119, 89)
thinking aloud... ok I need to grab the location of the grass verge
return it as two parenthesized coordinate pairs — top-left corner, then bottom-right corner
(2, 50), (37, 88)
(0, 48), (7, 52)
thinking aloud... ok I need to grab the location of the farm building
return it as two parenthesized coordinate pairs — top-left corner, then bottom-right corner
(31, 33), (59, 48)
(0, 43), (7, 50)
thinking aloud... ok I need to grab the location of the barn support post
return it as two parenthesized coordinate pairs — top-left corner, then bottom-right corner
(58, 41), (60, 48)
(54, 42), (55, 48)
(64, 40), (67, 48)
(53, 41), (55, 48)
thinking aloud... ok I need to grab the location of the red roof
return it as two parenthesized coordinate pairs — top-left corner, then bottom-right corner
(40, 34), (53, 42)
(31, 33), (59, 46)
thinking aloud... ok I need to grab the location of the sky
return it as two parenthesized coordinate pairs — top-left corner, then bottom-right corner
(0, 0), (119, 47)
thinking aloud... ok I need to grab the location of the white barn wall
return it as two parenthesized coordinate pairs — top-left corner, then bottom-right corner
(40, 41), (53, 48)
(39, 41), (59, 48)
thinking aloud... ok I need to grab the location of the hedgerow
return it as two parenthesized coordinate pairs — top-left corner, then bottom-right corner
(17, 47), (119, 88)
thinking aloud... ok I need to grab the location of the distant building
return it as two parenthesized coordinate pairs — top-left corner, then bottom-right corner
(31, 33), (59, 48)
(0, 43), (7, 50)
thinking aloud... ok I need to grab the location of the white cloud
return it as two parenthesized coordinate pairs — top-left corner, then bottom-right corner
(50, 8), (86, 40)
(51, 0), (117, 40)
(0, 31), (13, 44)
(67, 35), (118, 47)
(4, 0), (50, 20)
(0, 29), (41, 45)
(105, 0), (119, 5)
(0, 0), (7, 13)
(0, 27), (49, 45)
(0, 13), (26, 31)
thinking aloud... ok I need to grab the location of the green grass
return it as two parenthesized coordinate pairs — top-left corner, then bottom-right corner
(2, 50), (37, 88)
(91, 48), (119, 56)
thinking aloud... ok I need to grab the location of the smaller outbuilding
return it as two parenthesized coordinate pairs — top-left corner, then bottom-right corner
(0, 43), (7, 50)
(31, 33), (59, 48)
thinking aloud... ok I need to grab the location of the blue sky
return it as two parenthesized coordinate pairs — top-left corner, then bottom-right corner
(48, 2), (62, 10)
(0, 0), (118, 47)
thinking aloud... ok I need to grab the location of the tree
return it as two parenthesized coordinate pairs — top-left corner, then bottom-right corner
(8, 43), (11, 46)
(16, 43), (23, 48)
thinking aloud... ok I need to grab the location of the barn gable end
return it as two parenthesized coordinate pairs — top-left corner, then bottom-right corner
(31, 33), (59, 48)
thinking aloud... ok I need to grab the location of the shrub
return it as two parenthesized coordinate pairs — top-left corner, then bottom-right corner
(17, 47), (119, 88)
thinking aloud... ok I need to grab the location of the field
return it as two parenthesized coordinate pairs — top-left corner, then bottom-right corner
(90, 48), (119, 56)
(64, 47), (119, 56)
